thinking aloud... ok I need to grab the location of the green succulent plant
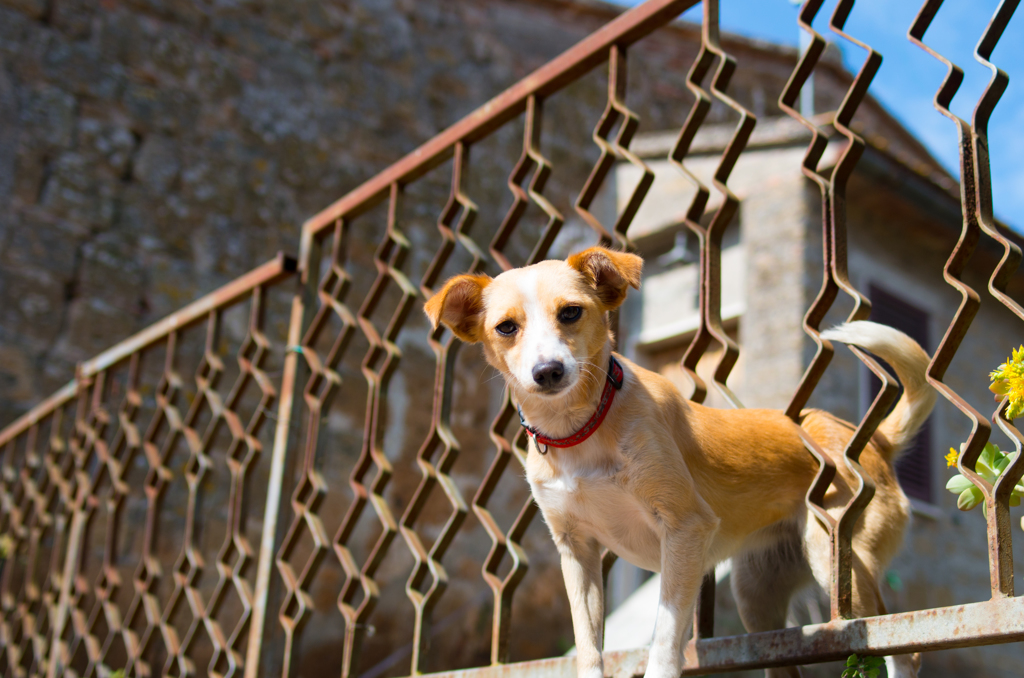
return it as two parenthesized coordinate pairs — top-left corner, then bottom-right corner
(842, 654), (884, 678)
(945, 442), (1024, 512)
(944, 348), (1024, 513)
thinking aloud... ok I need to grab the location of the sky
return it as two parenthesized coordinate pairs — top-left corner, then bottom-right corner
(610, 0), (1024, 230)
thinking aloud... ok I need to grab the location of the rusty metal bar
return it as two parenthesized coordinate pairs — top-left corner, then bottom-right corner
(974, 1), (1023, 322)
(336, 181), (417, 678)
(0, 382), (78, 448)
(489, 95), (564, 271)
(577, 39), (659, 602)
(575, 45), (654, 248)
(275, 218), (349, 677)
(909, 0), (1020, 600)
(400, 141), (477, 675)
(474, 95), (561, 663)
(678, 595), (1024, 673)
(777, 0), (836, 402)
(46, 395), (88, 678)
(400, 596), (1024, 678)
(664, 0), (758, 638)
(820, 0), (901, 621)
(971, 11), (1024, 551)
(675, 0), (755, 410)
(775, 0), (904, 621)
(246, 294), (305, 678)
(967, 0), (1023, 602)
(777, 3), (842, 594)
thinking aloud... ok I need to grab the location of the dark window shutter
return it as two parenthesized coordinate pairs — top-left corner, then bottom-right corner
(864, 285), (932, 503)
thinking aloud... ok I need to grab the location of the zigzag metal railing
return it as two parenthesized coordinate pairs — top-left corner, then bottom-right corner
(1, 0), (1024, 677)
(0, 255), (297, 678)
(675, 0), (754, 413)
(669, 0), (756, 640)
(909, 0), (1023, 601)
(0, 382), (78, 678)
(778, 0), (901, 623)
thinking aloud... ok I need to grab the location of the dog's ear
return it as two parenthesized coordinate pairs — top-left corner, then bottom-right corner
(424, 274), (492, 342)
(567, 247), (643, 309)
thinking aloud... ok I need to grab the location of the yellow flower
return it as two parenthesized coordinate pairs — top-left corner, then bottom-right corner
(990, 346), (1024, 420)
(945, 448), (959, 468)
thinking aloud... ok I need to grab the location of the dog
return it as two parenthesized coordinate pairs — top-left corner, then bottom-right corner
(425, 247), (935, 678)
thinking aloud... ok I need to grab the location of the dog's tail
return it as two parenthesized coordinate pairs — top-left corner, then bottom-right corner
(820, 320), (937, 457)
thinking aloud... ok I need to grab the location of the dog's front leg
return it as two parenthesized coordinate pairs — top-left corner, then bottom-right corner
(646, 518), (717, 678)
(558, 533), (605, 678)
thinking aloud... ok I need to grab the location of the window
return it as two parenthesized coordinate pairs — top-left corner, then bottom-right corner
(862, 285), (933, 503)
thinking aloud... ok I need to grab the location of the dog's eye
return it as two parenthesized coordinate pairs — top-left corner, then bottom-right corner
(559, 306), (582, 323)
(495, 320), (518, 336)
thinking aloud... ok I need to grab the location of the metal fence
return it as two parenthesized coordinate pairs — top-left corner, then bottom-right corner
(1, 0), (1023, 676)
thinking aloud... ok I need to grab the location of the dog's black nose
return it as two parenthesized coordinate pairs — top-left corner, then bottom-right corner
(532, 361), (565, 387)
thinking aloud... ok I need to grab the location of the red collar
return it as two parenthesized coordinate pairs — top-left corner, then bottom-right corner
(518, 356), (624, 453)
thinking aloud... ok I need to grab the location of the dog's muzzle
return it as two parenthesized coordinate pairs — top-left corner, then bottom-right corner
(532, 360), (566, 392)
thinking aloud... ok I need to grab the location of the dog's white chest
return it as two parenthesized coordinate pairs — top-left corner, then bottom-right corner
(528, 462), (663, 572)
(529, 468), (589, 512)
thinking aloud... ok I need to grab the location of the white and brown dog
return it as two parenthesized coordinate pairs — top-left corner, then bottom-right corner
(425, 247), (934, 678)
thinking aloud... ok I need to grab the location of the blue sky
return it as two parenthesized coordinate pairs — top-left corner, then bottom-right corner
(610, 0), (1024, 230)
